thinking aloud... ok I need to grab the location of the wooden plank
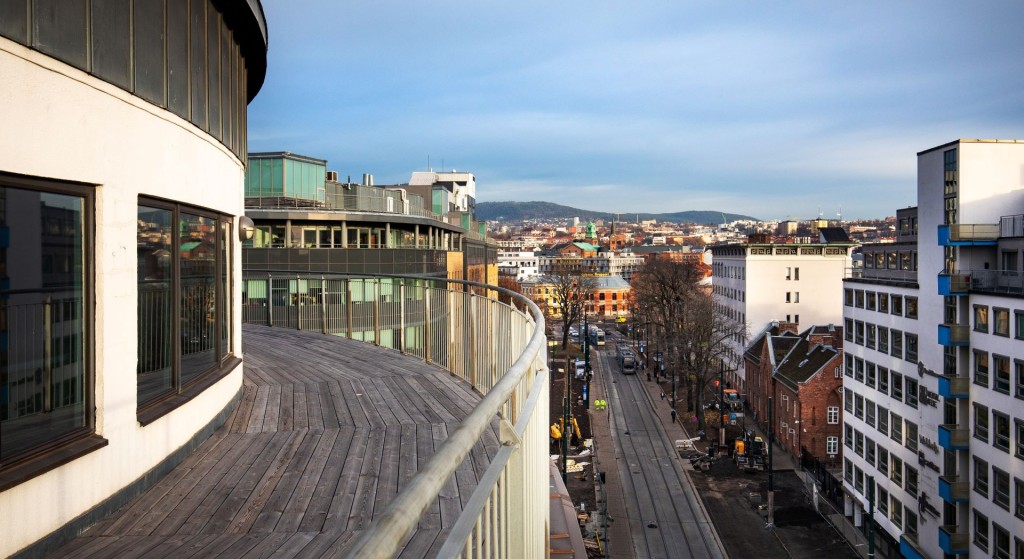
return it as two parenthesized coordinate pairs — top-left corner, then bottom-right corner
(248, 430), (324, 533)
(246, 385), (271, 433)
(296, 426), (361, 533)
(276, 428), (347, 533)
(346, 424), (386, 531)
(304, 383), (327, 431)
(279, 382), (294, 432)
(319, 427), (370, 532)
(371, 425), (402, 520)
(262, 383), (282, 432)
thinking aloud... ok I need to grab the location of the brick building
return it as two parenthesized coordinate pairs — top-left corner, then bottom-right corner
(746, 323), (845, 464)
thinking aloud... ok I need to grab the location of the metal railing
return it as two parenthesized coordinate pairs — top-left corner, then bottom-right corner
(241, 272), (550, 558)
(947, 223), (999, 242)
(966, 269), (1024, 295)
(844, 267), (918, 284)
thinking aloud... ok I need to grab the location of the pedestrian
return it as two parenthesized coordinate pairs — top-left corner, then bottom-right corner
(660, 391), (665, 400)
(670, 409), (677, 423)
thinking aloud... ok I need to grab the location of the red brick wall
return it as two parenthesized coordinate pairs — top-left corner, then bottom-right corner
(795, 352), (844, 463)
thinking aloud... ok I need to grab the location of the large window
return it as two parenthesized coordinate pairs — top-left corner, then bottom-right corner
(137, 200), (233, 415)
(0, 177), (93, 467)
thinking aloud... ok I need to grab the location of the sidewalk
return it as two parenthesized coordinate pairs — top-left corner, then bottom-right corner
(587, 357), (633, 558)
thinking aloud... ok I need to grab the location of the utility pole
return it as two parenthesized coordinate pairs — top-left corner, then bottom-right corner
(767, 395), (775, 528)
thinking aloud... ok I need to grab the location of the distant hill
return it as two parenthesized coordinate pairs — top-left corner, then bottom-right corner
(476, 201), (757, 224)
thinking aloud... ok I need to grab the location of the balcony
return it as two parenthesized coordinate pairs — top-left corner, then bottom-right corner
(938, 475), (970, 503)
(937, 272), (971, 295)
(938, 223), (999, 246)
(900, 536), (926, 559)
(938, 424), (969, 451)
(938, 525), (970, 555)
(937, 323), (970, 346)
(937, 375), (969, 399)
(964, 269), (1024, 296)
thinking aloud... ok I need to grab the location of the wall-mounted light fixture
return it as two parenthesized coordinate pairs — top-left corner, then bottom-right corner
(238, 215), (255, 241)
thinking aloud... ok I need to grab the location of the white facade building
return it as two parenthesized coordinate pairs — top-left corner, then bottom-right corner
(0, 4), (268, 556)
(842, 139), (1024, 559)
(711, 234), (854, 392)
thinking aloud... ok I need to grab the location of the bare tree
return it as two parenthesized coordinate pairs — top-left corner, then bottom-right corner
(545, 264), (597, 350)
(497, 276), (525, 311)
(631, 257), (746, 429)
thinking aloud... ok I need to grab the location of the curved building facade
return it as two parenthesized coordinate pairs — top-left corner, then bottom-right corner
(0, 2), (267, 556)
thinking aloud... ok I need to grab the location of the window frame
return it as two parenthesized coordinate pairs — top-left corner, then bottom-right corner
(136, 197), (238, 424)
(0, 173), (104, 489)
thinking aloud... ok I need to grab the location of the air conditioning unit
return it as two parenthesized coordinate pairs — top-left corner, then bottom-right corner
(326, 171), (338, 182)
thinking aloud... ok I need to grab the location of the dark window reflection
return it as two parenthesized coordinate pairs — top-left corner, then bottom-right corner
(1, 184), (88, 462)
(137, 206), (173, 403)
(180, 213), (216, 383)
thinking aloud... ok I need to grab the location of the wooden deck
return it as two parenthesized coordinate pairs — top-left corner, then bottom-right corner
(50, 325), (499, 558)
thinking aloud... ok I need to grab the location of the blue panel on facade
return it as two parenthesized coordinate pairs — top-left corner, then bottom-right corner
(937, 425), (968, 451)
(938, 528), (969, 555)
(900, 537), (925, 559)
(937, 324), (968, 347)
(937, 477), (968, 503)
(938, 224), (950, 246)
(937, 376), (966, 399)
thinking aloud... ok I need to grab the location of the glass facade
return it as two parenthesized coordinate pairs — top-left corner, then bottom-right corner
(245, 156), (326, 201)
(1, 180), (91, 464)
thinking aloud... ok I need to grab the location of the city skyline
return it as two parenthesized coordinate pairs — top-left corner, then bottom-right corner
(248, 1), (1024, 220)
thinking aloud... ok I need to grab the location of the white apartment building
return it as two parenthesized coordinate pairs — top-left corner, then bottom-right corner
(711, 233), (854, 393)
(842, 139), (1024, 559)
(497, 251), (540, 281)
(537, 251), (645, 283)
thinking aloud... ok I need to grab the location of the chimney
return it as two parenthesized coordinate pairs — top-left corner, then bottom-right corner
(362, 173), (374, 186)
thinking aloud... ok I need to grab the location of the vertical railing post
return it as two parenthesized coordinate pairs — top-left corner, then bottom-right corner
(346, 280), (353, 339)
(425, 286), (432, 364)
(266, 276), (273, 326)
(399, 283), (406, 354)
(469, 292), (477, 389)
(321, 275), (328, 335)
(373, 279), (381, 346)
(43, 297), (53, 412)
(295, 274), (302, 331)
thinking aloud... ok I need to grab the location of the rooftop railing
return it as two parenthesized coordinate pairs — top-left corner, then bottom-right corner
(844, 267), (918, 285)
(241, 272), (549, 558)
(964, 269), (1024, 295)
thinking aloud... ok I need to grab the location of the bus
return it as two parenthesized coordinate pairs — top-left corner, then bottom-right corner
(617, 345), (637, 374)
(588, 327), (606, 347)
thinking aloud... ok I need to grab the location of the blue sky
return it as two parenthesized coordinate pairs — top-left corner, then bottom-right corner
(248, 1), (1024, 220)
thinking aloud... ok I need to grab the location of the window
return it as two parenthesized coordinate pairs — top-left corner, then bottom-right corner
(844, 423), (854, 448)
(877, 366), (889, 394)
(785, 292), (791, 303)
(905, 420), (918, 453)
(878, 294), (888, 313)
(890, 329), (902, 358)
(844, 353), (854, 377)
(827, 406), (840, 424)
(994, 355), (1010, 394)
(866, 438), (876, 466)
(993, 411), (1010, 452)
(855, 430), (864, 456)
(975, 403), (990, 442)
(975, 305), (989, 332)
(891, 295), (903, 315)
(975, 457), (990, 497)
(905, 377), (918, 408)
(1015, 311), (1024, 340)
(866, 291), (876, 311)
(865, 401), (876, 428)
(890, 496), (902, 528)
(794, 292), (799, 303)
(906, 465), (918, 497)
(794, 267), (799, 280)
(992, 524), (1010, 559)
(855, 358), (864, 382)
(1016, 478), (1024, 520)
(974, 509), (989, 553)
(855, 321), (864, 345)
(891, 412), (902, 444)
(993, 468), (1010, 510)
(905, 510), (919, 543)
(866, 324), (876, 349)
(877, 486), (889, 515)
(891, 454), (903, 486)
(0, 177), (95, 471)
(1016, 420), (1024, 459)
(877, 447), (889, 476)
(826, 436), (838, 455)
(137, 200), (234, 415)
(891, 371), (903, 402)
(1016, 360), (1024, 399)
(844, 288), (853, 307)
(878, 326), (889, 354)
(905, 296), (917, 319)
(905, 333), (918, 363)
(844, 458), (853, 483)
(865, 363), (876, 389)
(845, 390), (854, 413)
(855, 290), (864, 308)
(878, 408), (889, 439)
(844, 319), (854, 342)
(994, 307), (1010, 336)
(975, 350), (990, 387)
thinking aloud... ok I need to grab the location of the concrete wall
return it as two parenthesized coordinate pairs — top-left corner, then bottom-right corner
(0, 37), (245, 557)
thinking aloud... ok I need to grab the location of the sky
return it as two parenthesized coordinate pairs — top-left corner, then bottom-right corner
(248, 1), (1024, 221)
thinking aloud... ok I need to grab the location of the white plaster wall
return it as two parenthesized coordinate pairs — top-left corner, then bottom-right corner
(0, 38), (245, 556)
(958, 141), (1024, 225)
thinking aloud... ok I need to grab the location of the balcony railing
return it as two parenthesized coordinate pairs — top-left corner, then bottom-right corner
(241, 272), (549, 558)
(938, 475), (969, 503)
(938, 224), (999, 245)
(937, 272), (971, 295)
(937, 424), (969, 451)
(965, 269), (1024, 295)
(844, 267), (918, 285)
(937, 375), (969, 399)
(938, 525), (969, 555)
(937, 323), (970, 346)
